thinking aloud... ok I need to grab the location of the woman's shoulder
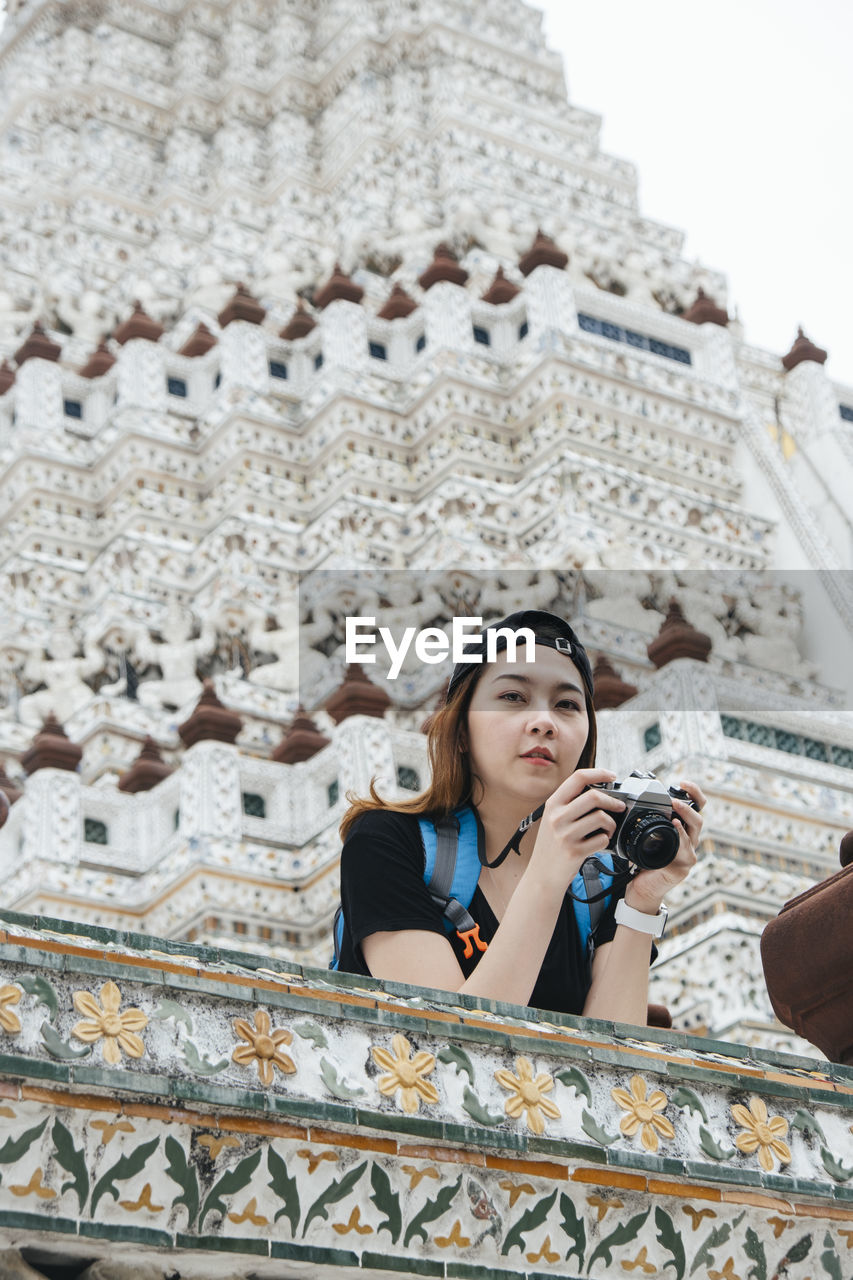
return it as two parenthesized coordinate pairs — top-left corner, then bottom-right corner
(345, 807), (424, 841)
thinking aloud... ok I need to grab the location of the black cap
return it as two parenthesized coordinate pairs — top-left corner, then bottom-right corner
(445, 610), (593, 703)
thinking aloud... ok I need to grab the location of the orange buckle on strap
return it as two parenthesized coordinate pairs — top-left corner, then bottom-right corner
(456, 924), (488, 959)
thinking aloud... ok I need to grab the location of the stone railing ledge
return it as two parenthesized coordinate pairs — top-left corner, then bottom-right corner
(0, 912), (849, 1278)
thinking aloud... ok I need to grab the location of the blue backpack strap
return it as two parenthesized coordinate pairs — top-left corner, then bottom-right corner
(571, 851), (616, 957)
(419, 808), (487, 958)
(330, 904), (344, 971)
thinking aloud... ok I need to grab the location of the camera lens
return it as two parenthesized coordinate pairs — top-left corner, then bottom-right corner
(622, 812), (679, 870)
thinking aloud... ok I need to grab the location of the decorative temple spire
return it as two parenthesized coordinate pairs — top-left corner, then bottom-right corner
(217, 282), (266, 328)
(518, 228), (568, 276)
(178, 680), (243, 748)
(418, 243), (469, 291)
(13, 321), (61, 366)
(647, 600), (712, 667)
(682, 287), (729, 327)
(178, 322), (218, 357)
(113, 301), (165, 345)
(377, 283), (418, 320)
(78, 339), (117, 378)
(481, 266), (520, 306)
(20, 714), (83, 775)
(280, 300), (317, 341)
(314, 263), (364, 310)
(271, 707), (331, 764)
(591, 655), (638, 710)
(325, 664), (391, 723)
(781, 326), (828, 372)
(117, 736), (174, 793)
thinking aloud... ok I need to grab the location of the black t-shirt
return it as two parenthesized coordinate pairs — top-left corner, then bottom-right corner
(337, 808), (631, 1016)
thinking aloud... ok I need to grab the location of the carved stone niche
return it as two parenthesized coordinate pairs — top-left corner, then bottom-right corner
(760, 831), (853, 1064)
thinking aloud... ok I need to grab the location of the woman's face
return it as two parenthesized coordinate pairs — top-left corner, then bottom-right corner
(464, 645), (591, 808)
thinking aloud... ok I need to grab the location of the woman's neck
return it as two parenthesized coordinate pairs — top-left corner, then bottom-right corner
(473, 793), (539, 866)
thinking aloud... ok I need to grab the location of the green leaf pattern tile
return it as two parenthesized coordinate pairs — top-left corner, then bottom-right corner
(0, 1098), (844, 1275)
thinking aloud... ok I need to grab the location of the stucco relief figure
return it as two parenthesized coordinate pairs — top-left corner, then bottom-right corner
(737, 584), (818, 679)
(184, 262), (233, 316)
(18, 630), (103, 726)
(131, 609), (216, 711)
(0, 286), (38, 343)
(490, 571), (561, 619)
(0, 635), (30, 718)
(90, 619), (145, 699)
(248, 606), (300, 693)
(620, 247), (658, 307)
(584, 553), (664, 635)
(55, 286), (115, 346)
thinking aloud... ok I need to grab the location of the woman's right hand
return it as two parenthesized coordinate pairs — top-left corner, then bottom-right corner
(528, 768), (626, 892)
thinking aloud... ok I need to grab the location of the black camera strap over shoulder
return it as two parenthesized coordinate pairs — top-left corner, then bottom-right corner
(487, 803), (634, 903)
(480, 802), (547, 869)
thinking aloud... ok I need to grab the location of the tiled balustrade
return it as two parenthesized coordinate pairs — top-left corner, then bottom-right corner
(0, 912), (849, 1278)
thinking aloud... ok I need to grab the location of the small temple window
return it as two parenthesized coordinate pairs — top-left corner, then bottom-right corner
(518, 320), (529, 340)
(63, 399), (83, 419)
(269, 360), (288, 380)
(473, 326), (491, 347)
(314, 352), (324, 370)
(369, 341), (387, 361)
(415, 333), (427, 353)
(327, 779), (340, 807)
(643, 723), (662, 752)
(242, 792), (266, 818)
(396, 766), (420, 792)
(84, 818), (108, 845)
(167, 377), (188, 397)
(840, 405), (853, 422)
(578, 313), (691, 365)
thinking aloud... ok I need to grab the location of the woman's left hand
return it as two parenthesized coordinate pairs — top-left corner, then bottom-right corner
(624, 780), (706, 914)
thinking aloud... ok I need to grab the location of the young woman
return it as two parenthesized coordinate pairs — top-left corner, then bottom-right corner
(336, 611), (704, 1023)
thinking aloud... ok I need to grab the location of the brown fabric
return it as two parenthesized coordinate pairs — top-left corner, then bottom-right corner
(761, 862), (853, 1063)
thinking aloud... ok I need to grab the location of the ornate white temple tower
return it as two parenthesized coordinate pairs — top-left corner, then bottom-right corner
(0, 0), (851, 1052)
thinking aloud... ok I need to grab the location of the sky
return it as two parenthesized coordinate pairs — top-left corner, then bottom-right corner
(538, 0), (852, 388)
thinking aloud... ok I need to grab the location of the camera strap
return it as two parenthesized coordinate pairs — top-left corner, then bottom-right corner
(486, 806), (634, 904)
(480, 802), (547, 868)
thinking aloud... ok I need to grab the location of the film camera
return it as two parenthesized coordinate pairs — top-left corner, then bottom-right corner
(586, 770), (698, 870)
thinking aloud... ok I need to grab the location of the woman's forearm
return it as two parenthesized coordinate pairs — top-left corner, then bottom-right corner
(456, 873), (564, 1006)
(581, 925), (653, 1025)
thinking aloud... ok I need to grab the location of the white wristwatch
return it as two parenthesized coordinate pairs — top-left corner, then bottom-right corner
(615, 898), (668, 939)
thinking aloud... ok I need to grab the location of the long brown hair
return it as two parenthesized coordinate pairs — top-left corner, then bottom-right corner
(339, 659), (598, 840)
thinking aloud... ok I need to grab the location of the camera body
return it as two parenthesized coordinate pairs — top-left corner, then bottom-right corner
(586, 770), (697, 870)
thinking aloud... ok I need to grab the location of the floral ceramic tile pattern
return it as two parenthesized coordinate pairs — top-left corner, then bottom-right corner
(0, 918), (849, 1278)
